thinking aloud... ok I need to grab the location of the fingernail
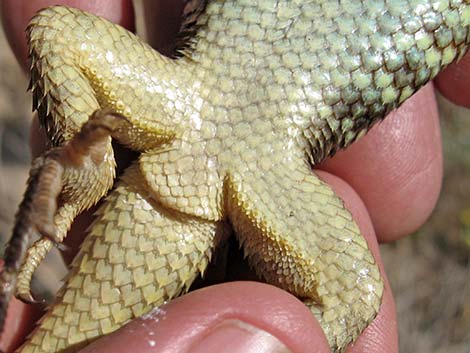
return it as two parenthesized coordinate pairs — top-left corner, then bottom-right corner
(188, 319), (292, 353)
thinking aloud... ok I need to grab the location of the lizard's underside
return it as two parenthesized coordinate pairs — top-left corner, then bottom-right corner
(1, 1), (469, 352)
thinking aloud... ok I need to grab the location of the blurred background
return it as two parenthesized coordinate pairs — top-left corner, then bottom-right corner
(0, 5), (468, 353)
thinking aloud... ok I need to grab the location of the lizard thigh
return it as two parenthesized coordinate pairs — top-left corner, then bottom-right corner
(28, 6), (187, 149)
(17, 164), (225, 353)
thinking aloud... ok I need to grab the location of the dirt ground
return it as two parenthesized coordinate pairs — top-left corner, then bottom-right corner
(0, 11), (468, 353)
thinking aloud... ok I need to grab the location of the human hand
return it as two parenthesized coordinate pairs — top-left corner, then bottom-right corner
(1, 1), (469, 352)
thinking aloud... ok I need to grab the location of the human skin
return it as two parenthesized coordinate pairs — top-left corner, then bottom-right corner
(0, 1), (469, 352)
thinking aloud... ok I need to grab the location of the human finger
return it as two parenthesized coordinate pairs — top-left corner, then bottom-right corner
(0, 0), (135, 71)
(80, 282), (329, 353)
(435, 54), (470, 107)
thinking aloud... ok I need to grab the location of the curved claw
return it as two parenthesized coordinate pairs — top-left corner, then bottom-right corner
(53, 241), (71, 253)
(16, 288), (43, 305)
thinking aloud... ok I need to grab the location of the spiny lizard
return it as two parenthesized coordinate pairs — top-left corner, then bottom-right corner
(1, 1), (470, 352)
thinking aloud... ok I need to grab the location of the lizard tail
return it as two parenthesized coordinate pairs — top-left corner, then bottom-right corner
(226, 162), (383, 352)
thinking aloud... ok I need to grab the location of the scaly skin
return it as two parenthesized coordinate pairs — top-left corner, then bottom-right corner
(2, 1), (470, 352)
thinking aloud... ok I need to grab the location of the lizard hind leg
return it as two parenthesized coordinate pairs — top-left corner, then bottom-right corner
(0, 109), (126, 329)
(226, 165), (384, 353)
(20, 4), (186, 308)
(11, 110), (134, 305)
(17, 164), (224, 353)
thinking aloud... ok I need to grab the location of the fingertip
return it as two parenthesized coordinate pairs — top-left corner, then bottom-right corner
(435, 54), (470, 108)
(0, 297), (42, 353)
(81, 282), (329, 353)
(1, 0), (135, 71)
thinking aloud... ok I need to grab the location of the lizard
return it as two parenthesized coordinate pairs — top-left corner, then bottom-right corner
(0, 0), (469, 352)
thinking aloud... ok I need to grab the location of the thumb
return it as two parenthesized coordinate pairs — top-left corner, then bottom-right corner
(80, 282), (329, 353)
